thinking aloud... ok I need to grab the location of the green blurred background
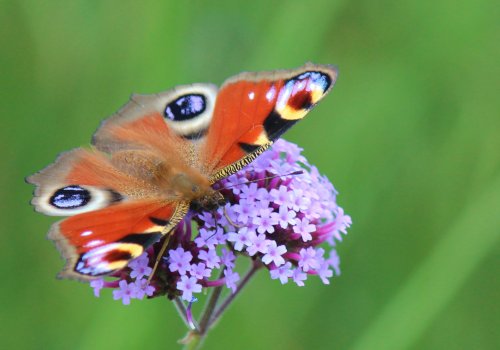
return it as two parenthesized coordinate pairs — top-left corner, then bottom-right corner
(1, 1), (499, 349)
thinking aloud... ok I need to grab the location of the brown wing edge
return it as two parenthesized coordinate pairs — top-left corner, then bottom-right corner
(220, 62), (338, 91)
(26, 149), (82, 210)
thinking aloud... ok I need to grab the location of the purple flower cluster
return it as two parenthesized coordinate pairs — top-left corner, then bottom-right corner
(90, 139), (351, 304)
(90, 254), (155, 305)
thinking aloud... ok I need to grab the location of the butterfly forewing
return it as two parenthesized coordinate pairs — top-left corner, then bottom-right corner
(203, 63), (337, 177)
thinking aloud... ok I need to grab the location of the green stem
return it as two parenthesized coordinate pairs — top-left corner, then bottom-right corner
(180, 271), (225, 350)
(209, 262), (260, 328)
(181, 332), (202, 350)
(173, 297), (194, 330)
(179, 263), (261, 349)
(199, 285), (224, 332)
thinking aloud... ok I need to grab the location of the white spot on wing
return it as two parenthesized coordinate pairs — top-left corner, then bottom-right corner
(266, 86), (276, 102)
(85, 240), (104, 248)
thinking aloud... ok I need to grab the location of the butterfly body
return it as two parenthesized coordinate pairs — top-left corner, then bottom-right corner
(28, 63), (337, 280)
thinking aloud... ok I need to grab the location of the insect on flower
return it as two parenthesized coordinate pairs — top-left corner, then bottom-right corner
(27, 64), (351, 337)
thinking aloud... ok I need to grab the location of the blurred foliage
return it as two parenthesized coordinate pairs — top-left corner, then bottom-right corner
(1, 0), (499, 349)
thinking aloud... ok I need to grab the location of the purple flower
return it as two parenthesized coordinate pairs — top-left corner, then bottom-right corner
(198, 212), (216, 228)
(271, 205), (296, 229)
(262, 241), (287, 266)
(328, 250), (341, 276)
(168, 247), (193, 275)
(328, 207), (352, 243)
(293, 218), (316, 242)
(112, 280), (137, 305)
(221, 248), (236, 269)
(269, 185), (291, 206)
(317, 260), (333, 284)
(239, 183), (259, 202)
(224, 268), (240, 293)
(90, 278), (104, 297)
(227, 227), (254, 251)
(177, 276), (202, 301)
(195, 228), (220, 249)
(225, 174), (243, 195)
(232, 199), (256, 224)
(270, 262), (293, 284)
(292, 268), (307, 286)
(190, 262), (212, 279)
(253, 208), (278, 234)
(255, 187), (270, 201)
(129, 253), (153, 280)
(289, 189), (311, 212)
(298, 247), (321, 272)
(134, 279), (155, 299)
(198, 248), (221, 269)
(246, 232), (270, 256)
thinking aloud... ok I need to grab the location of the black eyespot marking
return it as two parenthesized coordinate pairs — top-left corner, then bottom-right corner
(50, 185), (91, 209)
(164, 94), (206, 121)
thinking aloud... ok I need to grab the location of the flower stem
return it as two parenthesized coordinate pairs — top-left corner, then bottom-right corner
(180, 331), (202, 350)
(208, 262), (260, 328)
(199, 285), (224, 332)
(180, 263), (261, 349)
(173, 297), (194, 330)
(180, 273), (224, 350)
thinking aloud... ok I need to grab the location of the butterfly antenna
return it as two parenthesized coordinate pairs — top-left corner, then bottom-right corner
(148, 232), (172, 283)
(220, 170), (303, 190)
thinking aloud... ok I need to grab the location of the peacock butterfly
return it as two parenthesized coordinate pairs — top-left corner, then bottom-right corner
(27, 63), (338, 281)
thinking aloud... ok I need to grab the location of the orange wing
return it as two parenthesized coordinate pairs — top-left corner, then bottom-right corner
(51, 200), (187, 280)
(203, 63), (337, 180)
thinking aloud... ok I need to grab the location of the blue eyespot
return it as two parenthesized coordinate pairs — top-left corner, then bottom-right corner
(164, 94), (206, 121)
(50, 185), (91, 209)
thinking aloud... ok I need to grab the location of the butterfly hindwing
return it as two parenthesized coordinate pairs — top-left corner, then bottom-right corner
(51, 200), (188, 280)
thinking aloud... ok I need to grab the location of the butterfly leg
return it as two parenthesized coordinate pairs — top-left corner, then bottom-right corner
(224, 206), (243, 228)
(148, 232), (173, 283)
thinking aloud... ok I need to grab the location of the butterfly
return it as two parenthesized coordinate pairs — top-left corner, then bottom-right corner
(27, 63), (338, 281)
